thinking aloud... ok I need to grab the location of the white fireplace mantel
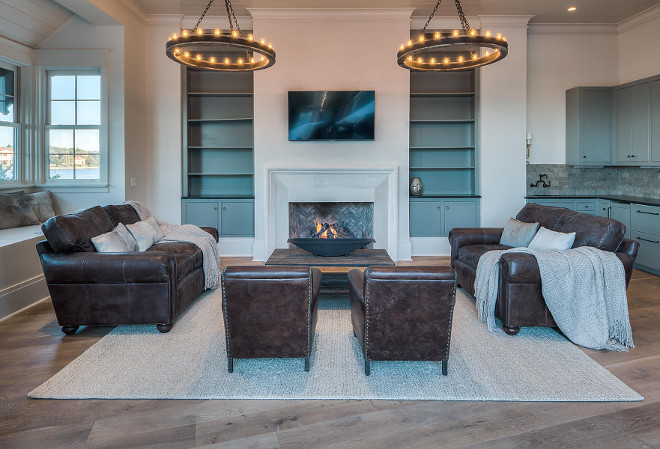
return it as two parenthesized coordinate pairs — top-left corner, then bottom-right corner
(257, 165), (400, 261)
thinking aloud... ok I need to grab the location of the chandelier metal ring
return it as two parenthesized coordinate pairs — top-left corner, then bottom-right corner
(397, 34), (508, 72)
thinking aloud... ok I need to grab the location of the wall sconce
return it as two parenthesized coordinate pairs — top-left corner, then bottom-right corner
(526, 132), (533, 165)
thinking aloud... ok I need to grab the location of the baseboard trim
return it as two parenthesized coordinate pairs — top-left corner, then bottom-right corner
(0, 274), (50, 322)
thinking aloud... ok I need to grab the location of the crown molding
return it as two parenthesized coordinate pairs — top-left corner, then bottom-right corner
(180, 15), (253, 30)
(248, 8), (415, 23)
(477, 15), (534, 28)
(528, 23), (618, 35)
(145, 14), (183, 27)
(410, 15), (478, 30)
(618, 4), (660, 33)
(116, 0), (147, 22)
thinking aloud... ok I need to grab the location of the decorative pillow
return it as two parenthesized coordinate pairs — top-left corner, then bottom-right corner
(114, 223), (139, 252)
(0, 193), (21, 230)
(91, 229), (131, 252)
(499, 218), (540, 248)
(126, 220), (158, 252)
(145, 216), (164, 242)
(0, 191), (40, 229)
(27, 191), (55, 223)
(528, 226), (576, 250)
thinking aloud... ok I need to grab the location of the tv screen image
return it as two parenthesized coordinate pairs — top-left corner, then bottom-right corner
(288, 90), (375, 141)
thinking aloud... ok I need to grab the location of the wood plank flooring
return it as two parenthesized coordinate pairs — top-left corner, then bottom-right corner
(1, 257), (659, 448)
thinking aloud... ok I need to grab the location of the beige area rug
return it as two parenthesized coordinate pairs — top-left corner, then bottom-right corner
(29, 289), (642, 401)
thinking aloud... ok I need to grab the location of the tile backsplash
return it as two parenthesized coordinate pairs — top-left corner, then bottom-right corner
(527, 164), (660, 199)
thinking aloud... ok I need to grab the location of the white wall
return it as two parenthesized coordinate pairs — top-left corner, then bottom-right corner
(250, 9), (412, 261)
(479, 16), (531, 227)
(38, 17), (126, 213)
(526, 26), (619, 164)
(618, 6), (660, 84)
(143, 16), (183, 224)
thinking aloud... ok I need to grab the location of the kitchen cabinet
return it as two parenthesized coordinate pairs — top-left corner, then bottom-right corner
(615, 82), (650, 164)
(652, 79), (660, 163)
(630, 204), (660, 273)
(566, 87), (612, 165)
(610, 202), (631, 239)
(182, 198), (254, 237)
(527, 198), (597, 215)
(410, 197), (479, 237)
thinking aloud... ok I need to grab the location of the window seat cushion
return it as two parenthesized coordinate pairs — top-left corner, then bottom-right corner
(0, 224), (44, 248)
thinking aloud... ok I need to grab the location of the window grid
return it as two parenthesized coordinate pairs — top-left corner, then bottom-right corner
(0, 63), (19, 182)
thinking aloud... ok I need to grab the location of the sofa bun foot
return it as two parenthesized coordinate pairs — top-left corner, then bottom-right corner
(61, 325), (79, 335)
(156, 323), (173, 333)
(503, 325), (520, 335)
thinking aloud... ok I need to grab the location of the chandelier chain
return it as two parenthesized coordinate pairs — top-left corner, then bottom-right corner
(193, 0), (214, 31)
(421, 0), (442, 35)
(454, 0), (471, 32)
(225, 0), (241, 31)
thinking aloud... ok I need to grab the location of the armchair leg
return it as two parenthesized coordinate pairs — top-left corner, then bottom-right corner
(157, 323), (173, 333)
(442, 359), (448, 376)
(228, 357), (234, 373)
(304, 357), (310, 372)
(61, 325), (79, 335)
(365, 359), (371, 376)
(503, 325), (520, 335)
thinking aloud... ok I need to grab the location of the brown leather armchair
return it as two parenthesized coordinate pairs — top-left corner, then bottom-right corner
(348, 266), (457, 376)
(37, 204), (218, 334)
(448, 203), (639, 335)
(221, 266), (322, 372)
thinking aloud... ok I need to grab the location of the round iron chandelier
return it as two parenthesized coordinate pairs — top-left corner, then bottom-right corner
(397, 0), (508, 71)
(165, 0), (276, 72)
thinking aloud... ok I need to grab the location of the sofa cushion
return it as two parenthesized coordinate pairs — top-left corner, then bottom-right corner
(42, 206), (114, 252)
(553, 209), (625, 251)
(457, 243), (510, 269)
(528, 226), (576, 250)
(516, 203), (567, 230)
(127, 220), (160, 251)
(104, 204), (141, 227)
(92, 228), (132, 252)
(147, 241), (202, 280)
(27, 191), (55, 223)
(500, 218), (539, 247)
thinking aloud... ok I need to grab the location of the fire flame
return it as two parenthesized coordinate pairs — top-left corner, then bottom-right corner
(314, 221), (338, 239)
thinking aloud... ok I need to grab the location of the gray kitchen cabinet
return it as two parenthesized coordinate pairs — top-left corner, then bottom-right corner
(615, 82), (650, 164)
(597, 199), (611, 218)
(526, 198), (598, 215)
(183, 200), (219, 229)
(630, 203), (660, 274)
(566, 87), (612, 165)
(527, 198), (576, 210)
(652, 79), (660, 163)
(444, 200), (478, 233)
(610, 202), (631, 238)
(182, 198), (254, 237)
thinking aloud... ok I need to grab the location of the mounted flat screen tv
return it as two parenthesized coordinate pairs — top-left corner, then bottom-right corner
(288, 90), (375, 141)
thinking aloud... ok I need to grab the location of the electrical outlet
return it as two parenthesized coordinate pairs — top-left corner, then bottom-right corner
(130, 178), (136, 188)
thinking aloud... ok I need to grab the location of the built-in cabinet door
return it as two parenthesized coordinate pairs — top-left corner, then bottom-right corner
(220, 201), (254, 237)
(652, 79), (660, 163)
(410, 201), (443, 236)
(615, 87), (633, 163)
(610, 202), (631, 239)
(183, 201), (219, 229)
(631, 83), (651, 163)
(444, 201), (478, 233)
(597, 199), (611, 218)
(579, 89), (612, 164)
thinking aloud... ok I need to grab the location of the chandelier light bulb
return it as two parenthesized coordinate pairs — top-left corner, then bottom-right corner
(248, 34), (253, 41)
(443, 57), (449, 64)
(458, 56), (464, 63)
(419, 35), (425, 42)
(472, 54), (478, 60)
(172, 33), (178, 40)
(210, 57), (215, 63)
(453, 30), (459, 37)
(238, 58), (244, 65)
(469, 29), (476, 36)
(400, 45), (405, 51)
(496, 33), (502, 40)
(407, 40), (413, 46)
(485, 30), (491, 37)
(231, 30), (239, 37)
(184, 51), (190, 57)
(182, 30), (189, 37)
(197, 28), (203, 35)
(196, 54), (202, 61)
(214, 28), (220, 35)
(224, 58), (229, 64)
(485, 51), (490, 56)
(431, 58), (436, 64)
(434, 32), (441, 38)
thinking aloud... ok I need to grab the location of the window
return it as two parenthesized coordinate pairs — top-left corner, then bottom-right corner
(0, 62), (18, 182)
(46, 71), (102, 181)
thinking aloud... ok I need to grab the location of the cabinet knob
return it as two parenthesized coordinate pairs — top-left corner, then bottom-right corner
(583, 155), (587, 158)
(631, 154), (636, 158)
(436, 206), (441, 210)
(222, 207), (227, 211)
(213, 207), (217, 210)
(446, 206), (450, 210)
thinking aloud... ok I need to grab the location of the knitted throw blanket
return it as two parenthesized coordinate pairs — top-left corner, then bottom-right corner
(475, 246), (633, 351)
(125, 201), (220, 290)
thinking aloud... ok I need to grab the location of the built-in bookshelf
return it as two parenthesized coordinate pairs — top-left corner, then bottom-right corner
(181, 67), (254, 236)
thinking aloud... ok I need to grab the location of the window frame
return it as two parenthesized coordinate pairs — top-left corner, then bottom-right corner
(42, 66), (108, 189)
(0, 60), (22, 186)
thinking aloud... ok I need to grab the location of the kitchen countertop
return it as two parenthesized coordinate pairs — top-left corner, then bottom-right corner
(526, 194), (660, 207)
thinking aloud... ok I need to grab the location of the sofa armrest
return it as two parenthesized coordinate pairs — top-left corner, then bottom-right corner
(498, 252), (541, 283)
(39, 251), (174, 284)
(348, 268), (365, 307)
(200, 226), (219, 243)
(448, 228), (504, 267)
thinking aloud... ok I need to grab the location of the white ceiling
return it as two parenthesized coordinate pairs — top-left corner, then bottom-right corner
(131, 0), (660, 24)
(0, 0), (74, 48)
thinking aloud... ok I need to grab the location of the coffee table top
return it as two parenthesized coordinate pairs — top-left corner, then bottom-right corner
(266, 248), (394, 267)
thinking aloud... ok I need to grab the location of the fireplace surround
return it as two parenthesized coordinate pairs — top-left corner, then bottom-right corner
(260, 165), (400, 261)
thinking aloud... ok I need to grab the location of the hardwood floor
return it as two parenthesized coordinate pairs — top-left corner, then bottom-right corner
(1, 257), (659, 448)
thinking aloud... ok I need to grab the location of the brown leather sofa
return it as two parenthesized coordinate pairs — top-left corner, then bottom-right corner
(448, 203), (639, 335)
(221, 266), (322, 372)
(36, 204), (219, 335)
(348, 266), (457, 376)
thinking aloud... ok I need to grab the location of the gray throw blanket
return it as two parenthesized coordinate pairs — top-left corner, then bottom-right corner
(126, 201), (220, 290)
(475, 246), (633, 351)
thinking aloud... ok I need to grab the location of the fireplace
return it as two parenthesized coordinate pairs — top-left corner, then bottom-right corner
(288, 202), (374, 256)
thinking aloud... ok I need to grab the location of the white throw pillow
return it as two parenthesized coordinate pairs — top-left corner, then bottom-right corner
(145, 216), (164, 241)
(92, 229), (131, 252)
(528, 226), (576, 250)
(114, 223), (139, 252)
(126, 220), (159, 252)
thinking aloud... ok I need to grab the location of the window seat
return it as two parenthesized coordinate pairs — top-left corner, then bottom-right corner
(0, 225), (44, 249)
